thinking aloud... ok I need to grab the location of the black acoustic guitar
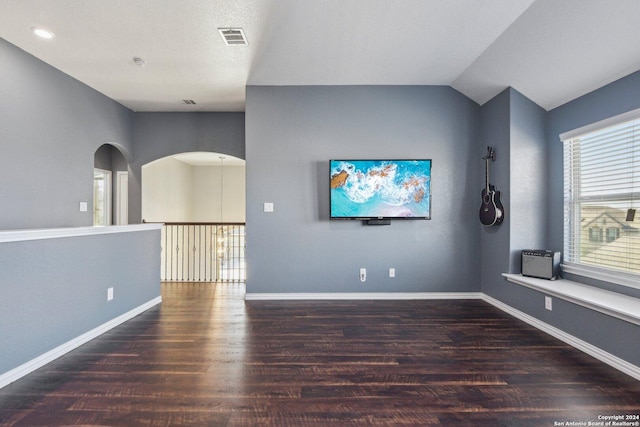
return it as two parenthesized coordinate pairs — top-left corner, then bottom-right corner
(479, 146), (504, 226)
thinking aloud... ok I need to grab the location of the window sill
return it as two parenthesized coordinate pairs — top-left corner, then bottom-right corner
(502, 273), (640, 326)
(561, 263), (640, 290)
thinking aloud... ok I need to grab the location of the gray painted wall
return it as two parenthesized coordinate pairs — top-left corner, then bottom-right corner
(544, 70), (640, 365)
(479, 90), (512, 300)
(547, 70), (640, 270)
(479, 88), (564, 347)
(0, 39), (162, 381)
(480, 81), (640, 367)
(509, 90), (547, 270)
(131, 112), (246, 223)
(0, 38), (134, 230)
(478, 88), (547, 288)
(245, 86), (481, 294)
(0, 229), (161, 375)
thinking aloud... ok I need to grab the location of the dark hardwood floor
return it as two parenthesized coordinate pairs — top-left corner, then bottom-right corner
(1, 282), (639, 426)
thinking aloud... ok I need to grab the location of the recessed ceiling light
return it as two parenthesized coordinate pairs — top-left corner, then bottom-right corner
(32, 27), (55, 39)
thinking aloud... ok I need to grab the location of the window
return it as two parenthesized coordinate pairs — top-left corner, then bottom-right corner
(561, 109), (640, 287)
(588, 227), (603, 243)
(93, 168), (112, 226)
(606, 227), (620, 243)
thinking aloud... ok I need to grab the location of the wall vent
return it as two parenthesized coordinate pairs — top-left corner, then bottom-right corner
(218, 28), (248, 46)
(182, 99), (197, 105)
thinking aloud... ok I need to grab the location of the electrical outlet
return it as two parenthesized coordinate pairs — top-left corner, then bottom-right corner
(107, 287), (114, 301)
(389, 268), (396, 278)
(360, 268), (366, 282)
(545, 296), (552, 311)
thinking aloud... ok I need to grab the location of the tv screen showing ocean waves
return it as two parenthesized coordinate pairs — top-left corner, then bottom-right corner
(330, 159), (432, 220)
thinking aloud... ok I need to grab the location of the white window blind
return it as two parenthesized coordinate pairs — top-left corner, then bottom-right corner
(562, 113), (640, 283)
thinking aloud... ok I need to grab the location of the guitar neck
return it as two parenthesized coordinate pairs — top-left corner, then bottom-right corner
(485, 158), (490, 191)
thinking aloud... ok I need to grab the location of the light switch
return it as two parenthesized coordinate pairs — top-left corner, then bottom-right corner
(79, 202), (88, 212)
(264, 202), (274, 212)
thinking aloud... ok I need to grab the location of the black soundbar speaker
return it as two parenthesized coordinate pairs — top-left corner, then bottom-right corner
(521, 250), (561, 280)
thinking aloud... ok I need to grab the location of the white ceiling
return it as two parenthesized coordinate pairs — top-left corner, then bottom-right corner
(1, 0), (639, 112)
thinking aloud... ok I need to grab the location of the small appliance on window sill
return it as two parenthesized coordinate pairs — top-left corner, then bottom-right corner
(521, 250), (561, 280)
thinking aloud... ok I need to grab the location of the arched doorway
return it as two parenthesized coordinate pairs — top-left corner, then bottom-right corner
(141, 152), (246, 282)
(94, 143), (129, 226)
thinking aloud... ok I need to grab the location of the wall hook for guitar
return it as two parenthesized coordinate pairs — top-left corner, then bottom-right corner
(479, 146), (504, 226)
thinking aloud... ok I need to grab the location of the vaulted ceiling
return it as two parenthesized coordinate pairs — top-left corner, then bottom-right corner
(1, 0), (639, 112)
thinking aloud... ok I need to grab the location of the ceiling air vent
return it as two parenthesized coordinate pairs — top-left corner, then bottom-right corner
(182, 99), (197, 105)
(218, 28), (248, 46)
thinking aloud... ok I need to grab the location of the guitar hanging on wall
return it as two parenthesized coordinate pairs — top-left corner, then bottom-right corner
(479, 146), (504, 226)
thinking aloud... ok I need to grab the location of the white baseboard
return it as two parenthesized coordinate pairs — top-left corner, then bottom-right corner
(0, 296), (162, 389)
(482, 294), (640, 381)
(245, 292), (483, 301)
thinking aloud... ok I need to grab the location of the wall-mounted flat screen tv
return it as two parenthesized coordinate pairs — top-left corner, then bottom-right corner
(330, 159), (432, 220)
